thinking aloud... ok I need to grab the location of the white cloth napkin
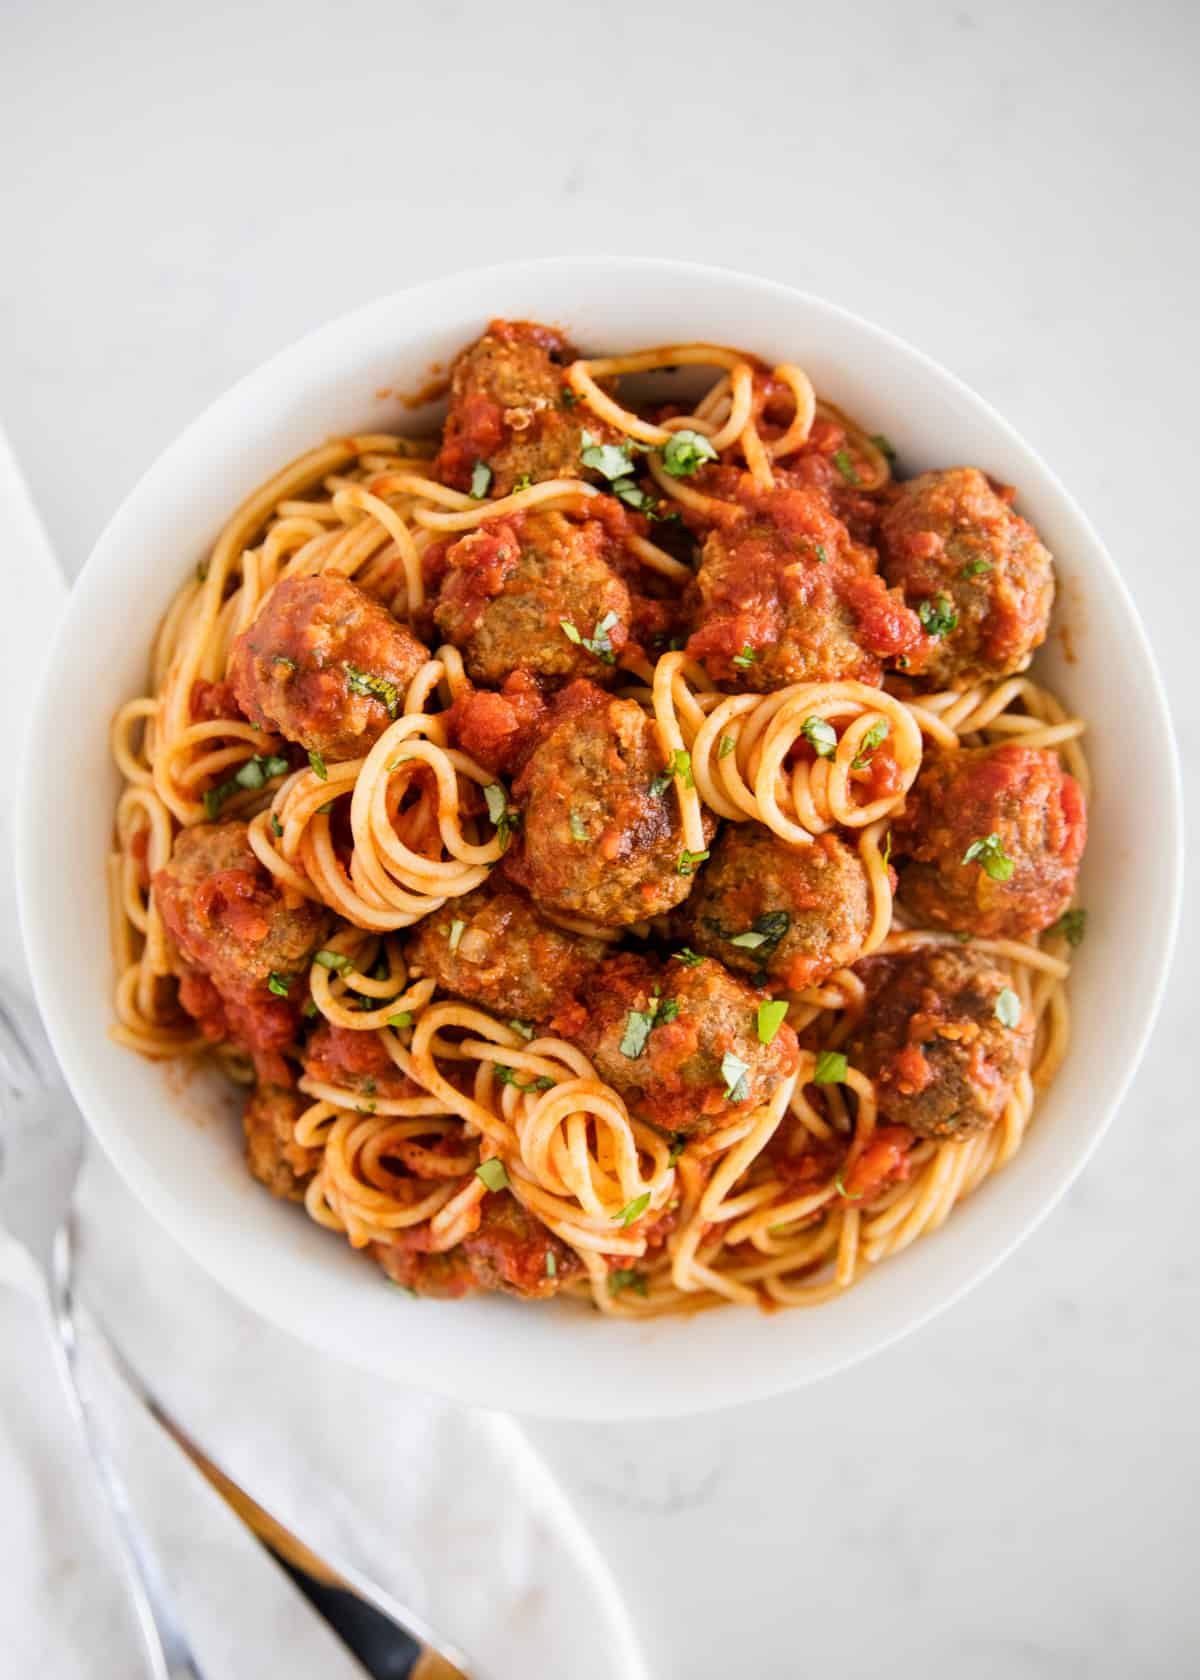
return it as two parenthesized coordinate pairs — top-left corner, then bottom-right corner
(0, 427), (647, 1680)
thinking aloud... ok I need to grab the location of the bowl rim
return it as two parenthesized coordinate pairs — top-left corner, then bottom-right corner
(17, 255), (1184, 1417)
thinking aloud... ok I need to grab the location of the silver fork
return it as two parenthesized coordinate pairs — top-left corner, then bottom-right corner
(0, 988), (471, 1680)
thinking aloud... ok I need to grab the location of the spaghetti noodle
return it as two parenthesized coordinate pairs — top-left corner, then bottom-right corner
(107, 318), (1088, 1316)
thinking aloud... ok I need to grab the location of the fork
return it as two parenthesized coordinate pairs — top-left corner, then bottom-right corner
(0, 987), (470, 1680)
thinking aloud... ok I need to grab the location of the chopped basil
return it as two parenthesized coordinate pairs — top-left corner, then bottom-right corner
(726, 909), (790, 960)
(387, 1011), (414, 1029)
(619, 1009), (654, 1059)
(961, 557), (993, 579)
(344, 663), (400, 718)
(676, 848), (709, 876)
(650, 748), (693, 795)
(569, 810), (588, 842)
(728, 929), (768, 950)
(1049, 907), (1087, 947)
(469, 460), (492, 499)
(615, 1192), (651, 1227)
(814, 1050), (848, 1085)
(851, 718), (890, 771)
(756, 999), (789, 1045)
(508, 1019), (535, 1040)
(954, 930), (973, 944)
(495, 1065), (555, 1093)
(316, 801), (334, 815)
(672, 948), (703, 967)
(314, 950), (354, 974)
(483, 782), (520, 851)
(560, 388), (580, 408)
(833, 448), (859, 484)
(718, 734), (736, 760)
(994, 987), (1021, 1029)
(267, 972), (291, 997)
(870, 433), (896, 464)
(308, 749), (328, 781)
(660, 429), (719, 478)
(962, 832), (1015, 883)
(356, 1100), (377, 1115)
(448, 919), (465, 951)
(608, 1267), (647, 1298)
(545, 1250), (557, 1277)
(512, 472), (533, 493)
(813, 542), (828, 564)
(270, 812), (283, 838)
(475, 1157), (509, 1191)
(560, 611), (619, 665)
(881, 830), (893, 870)
(657, 997), (681, 1025)
(731, 644), (756, 670)
(272, 653), (297, 670)
(611, 477), (659, 515)
(203, 752), (291, 818)
(580, 430), (641, 481)
(721, 1050), (751, 1103)
(302, 996), (318, 1018)
(668, 1133), (687, 1163)
(360, 1076), (376, 1097)
(834, 1170), (863, 1201)
(801, 716), (838, 758)
(918, 594), (958, 638)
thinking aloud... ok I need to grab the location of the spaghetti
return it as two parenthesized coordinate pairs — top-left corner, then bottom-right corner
(107, 319), (1089, 1316)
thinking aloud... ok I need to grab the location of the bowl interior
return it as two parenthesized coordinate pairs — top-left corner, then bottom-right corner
(18, 259), (1181, 1418)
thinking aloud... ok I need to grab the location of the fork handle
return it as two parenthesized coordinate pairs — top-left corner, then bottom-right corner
(48, 1222), (206, 1680)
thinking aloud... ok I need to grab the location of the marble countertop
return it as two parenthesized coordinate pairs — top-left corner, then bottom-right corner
(2, 0), (1197, 1673)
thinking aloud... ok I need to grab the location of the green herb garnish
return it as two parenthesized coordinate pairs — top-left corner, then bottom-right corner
(650, 748), (693, 795)
(1048, 908), (1087, 947)
(672, 948), (703, 967)
(801, 716), (838, 758)
(660, 429), (719, 478)
(813, 1050), (848, 1085)
(756, 999), (789, 1045)
(851, 719), (890, 771)
(833, 448), (859, 484)
(676, 848), (709, 876)
(475, 1157), (509, 1191)
(308, 749), (328, 781)
(469, 460), (492, 499)
(615, 1192), (651, 1227)
(918, 595), (958, 638)
(718, 734), (736, 759)
(962, 832), (1015, 883)
(994, 988), (1021, 1029)
(267, 972), (291, 997)
(314, 950), (354, 974)
(721, 1051), (751, 1103)
(344, 664), (400, 718)
(731, 644), (756, 670)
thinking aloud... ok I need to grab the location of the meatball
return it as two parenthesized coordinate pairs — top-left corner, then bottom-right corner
(371, 1192), (579, 1299)
(406, 881), (606, 1024)
(878, 467), (1054, 686)
(687, 824), (871, 990)
(894, 744), (1087, 938)
(433, 318), (611, 496)
(846, 946), (1032, 1139)
(505, 680), (717, 926)
(301, 1020), (419, 1101)
(577, 953), (800, 1137)
(155, 821), (327, 1051)
(433, 510), (631, 687)
(228, 573), (428, 761)
(686, 486), (926, 691)
(243, 1082), (318, 1201)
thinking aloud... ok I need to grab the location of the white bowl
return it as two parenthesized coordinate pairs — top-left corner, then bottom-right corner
(18, 258), (1182, 1419)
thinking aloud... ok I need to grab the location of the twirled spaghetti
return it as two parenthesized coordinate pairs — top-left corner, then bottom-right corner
(107, 317), (1089, 1316)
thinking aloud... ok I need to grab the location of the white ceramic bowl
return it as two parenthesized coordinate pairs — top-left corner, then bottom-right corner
(18, 259), (1182, 1419)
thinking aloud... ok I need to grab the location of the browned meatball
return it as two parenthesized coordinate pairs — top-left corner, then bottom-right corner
(228, 573), (428, 761)
(846, 946), (1032, 1139)
(687, 485), (926, 690)
(371, 1193), (579, 1298)
(687, 825), (871, 990)
(505, 681), (716, 927)
(895, 744), (1087, 939)
(433, 319), (617, 497)
(243, 1083), (318, 1201)
(577, 953), (800, 1137)
(879, 468), (1054, 686)
(154, 822), (327, 1052)
(406, 881), (606, 1024)
(433, 510), (631, 687)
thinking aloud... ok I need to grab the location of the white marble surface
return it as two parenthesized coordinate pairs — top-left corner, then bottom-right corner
(2, 0), (1198, 1674)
